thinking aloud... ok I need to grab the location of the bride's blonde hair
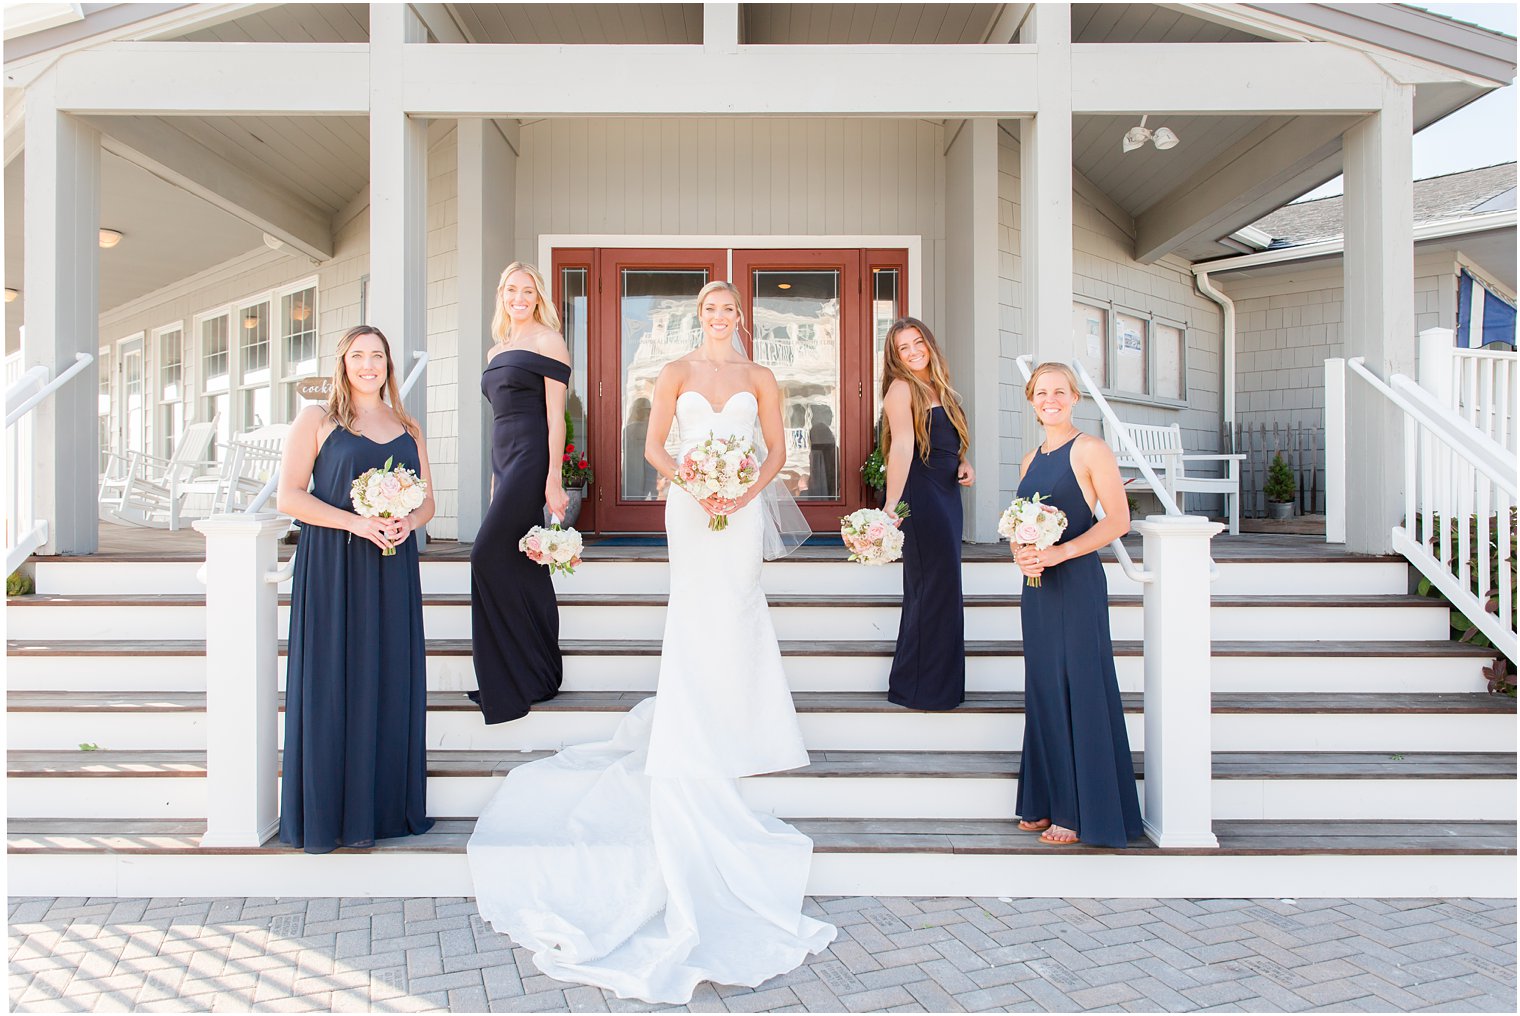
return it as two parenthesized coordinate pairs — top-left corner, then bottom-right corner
(696, 279), (749, 343)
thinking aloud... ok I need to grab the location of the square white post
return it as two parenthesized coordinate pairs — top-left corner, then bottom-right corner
(194, 513), (291, 848)
(1342, 83), (1415, 554)
(23, 70), (101, 556)
(370, 3), (429, 546)
(1134, 514), (1224, 849)
(1325, 358), (1347, 544)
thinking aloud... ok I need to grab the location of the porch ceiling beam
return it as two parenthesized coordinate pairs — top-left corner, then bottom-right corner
(401, 45), (1040, 116)
(51, 44), (370, 115)
(79, 115), (334, 261)
(1071, 44), (1395, 114)
(1132, 114), (1361, 264)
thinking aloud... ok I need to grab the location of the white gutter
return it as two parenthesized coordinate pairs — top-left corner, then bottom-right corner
(1192, 269), (1237, 452)
(1195, 208), (1518, 275)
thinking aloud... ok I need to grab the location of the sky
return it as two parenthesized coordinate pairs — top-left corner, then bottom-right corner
(1296, 1), (1517, 201)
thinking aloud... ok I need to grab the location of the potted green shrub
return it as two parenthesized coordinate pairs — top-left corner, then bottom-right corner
(552, 412), (593, 529)
(1264, 452), (1296, 520)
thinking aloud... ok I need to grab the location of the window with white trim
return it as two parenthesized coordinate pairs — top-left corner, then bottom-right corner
(97, 345), (112, 472)
(155, 325), (184, 459)
(199, 312), (232, 457)
(1071, 298), (1188, 406)
(279, 282), (319, 421)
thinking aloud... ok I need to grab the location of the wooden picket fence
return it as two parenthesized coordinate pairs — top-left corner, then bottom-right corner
(1225, 421), (1324, 517)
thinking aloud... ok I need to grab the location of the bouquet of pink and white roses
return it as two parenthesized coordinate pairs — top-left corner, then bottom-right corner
(999, 493), (1068, 588)
(840, 502), (910, 566)
(520, 522), (583, 576)
(677, 432), (760, 531)
(350, 455), (428, 557)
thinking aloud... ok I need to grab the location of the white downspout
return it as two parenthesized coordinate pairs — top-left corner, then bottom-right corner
(1194, 269), (1236, 452)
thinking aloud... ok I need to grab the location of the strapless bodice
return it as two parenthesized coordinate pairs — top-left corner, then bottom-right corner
(674, 389), (758, 455)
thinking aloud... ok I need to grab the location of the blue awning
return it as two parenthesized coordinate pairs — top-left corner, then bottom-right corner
(1457, 269), (1517, 348)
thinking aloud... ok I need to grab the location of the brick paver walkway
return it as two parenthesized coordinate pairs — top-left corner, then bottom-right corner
(9, 895), (1515, 1013)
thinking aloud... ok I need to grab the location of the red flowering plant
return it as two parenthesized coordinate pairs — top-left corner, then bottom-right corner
(561, 412), (594, 490)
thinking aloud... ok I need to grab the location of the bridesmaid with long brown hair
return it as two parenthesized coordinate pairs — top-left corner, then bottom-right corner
(277, 325), (435, 853)
(879, 317), (974, 711)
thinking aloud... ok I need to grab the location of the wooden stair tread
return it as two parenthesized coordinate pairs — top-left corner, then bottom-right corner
(9, 817), (1513, 857)
(8, 636), (1496, 660)
(10, 689), (1514, 714)
(11, 748), (1514, 779)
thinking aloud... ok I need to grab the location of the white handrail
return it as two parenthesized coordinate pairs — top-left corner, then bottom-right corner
(243, 350), (430, 515)
(1015, 355), (1155, 584)
(6, 353), (93, 427)
(6, 352), (96, 575)
(1345, 356), (1517, 661)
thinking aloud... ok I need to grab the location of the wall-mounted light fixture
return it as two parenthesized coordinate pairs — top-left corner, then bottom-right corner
(4, 288), (17, 303)
(1121, 116), (1180, 154)
(98, 228), (124, 248)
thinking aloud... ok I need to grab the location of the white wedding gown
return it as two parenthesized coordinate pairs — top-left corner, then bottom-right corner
(467, 390), (837, 1004)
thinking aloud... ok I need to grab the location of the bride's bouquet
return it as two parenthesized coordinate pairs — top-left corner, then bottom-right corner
(998, 493), (1068, 588)
(678, 432), (760, 531)
(520, 522), (583, 575)
(350, 455), (428, 557)
(840, 502), (909, 566)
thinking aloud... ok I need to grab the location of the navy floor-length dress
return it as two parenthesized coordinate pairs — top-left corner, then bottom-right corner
(470, 349), (573, 724)
(1015, 435), (1143, 847)
(280, 427), (433, 854)
(888, 407), (966, 711)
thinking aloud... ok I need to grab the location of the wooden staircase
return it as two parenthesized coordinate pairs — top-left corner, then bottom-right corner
(7, 541), (1515, 898)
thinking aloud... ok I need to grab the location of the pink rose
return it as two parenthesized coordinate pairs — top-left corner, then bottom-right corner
(379, 474), (402, 498)
(866, 522), (887, 542)
(525, 536), (542, 554)
(679, 462), (698, 483)
(1014, 522), (1040, 544)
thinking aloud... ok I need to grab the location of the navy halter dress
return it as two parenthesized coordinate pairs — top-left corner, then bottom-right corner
(887, 406), (966, 711)
(1014, 434), (1142, 847)
(470, 349), (573, 724)
(280, 426), (433, 854)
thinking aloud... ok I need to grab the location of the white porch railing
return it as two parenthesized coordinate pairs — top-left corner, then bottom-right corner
(1330, 344), (1517, 663)
(1015, 354), (1222, 848)
(1446, 342), (1517, 455)
(5, 352), (94, 576)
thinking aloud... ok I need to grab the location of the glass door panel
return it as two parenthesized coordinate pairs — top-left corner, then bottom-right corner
(118, 338), (146, 458)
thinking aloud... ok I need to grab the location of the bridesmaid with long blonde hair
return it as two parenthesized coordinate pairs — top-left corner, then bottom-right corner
(879, 317), (973, 711)
(469, 262), (574, 724)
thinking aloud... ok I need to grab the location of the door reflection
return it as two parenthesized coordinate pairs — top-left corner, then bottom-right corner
(751, 270), (842, 501)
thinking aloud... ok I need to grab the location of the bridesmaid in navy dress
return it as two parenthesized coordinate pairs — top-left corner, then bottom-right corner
(1013, 362), (1142, 847)
(276, 325), (435, 854)
(470, 263), (574, 724)
(881, 317), (974, 711)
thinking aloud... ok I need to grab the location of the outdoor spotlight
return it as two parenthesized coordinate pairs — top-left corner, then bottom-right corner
(98, 228), (123, 248)
(1120, 116), (1180, 153)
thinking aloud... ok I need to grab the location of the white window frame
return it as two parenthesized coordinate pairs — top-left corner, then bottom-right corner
(189, 279), (323, 436)
(275, 276), (321, 423)
(114, 331), (149, 462)
(194, 307), (234, 459)
(152, 322), (187, 459)
(97, 343), (112, 473)
(1077, 296), (1190, 410)
(233, 293), (274, 430)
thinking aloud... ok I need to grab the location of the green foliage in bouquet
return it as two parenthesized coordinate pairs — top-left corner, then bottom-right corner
(561, 412), (594, 489)
(1263, 452), (1296, 504)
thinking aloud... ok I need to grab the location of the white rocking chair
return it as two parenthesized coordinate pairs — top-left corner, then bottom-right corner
(100, 417), (221, 532)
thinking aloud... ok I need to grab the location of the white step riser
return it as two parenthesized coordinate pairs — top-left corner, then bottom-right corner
(5, 652), (1490, 696)
(10, 851), (1513, 900)
(9, 601), (1450, 643)
(10, 775), (1512, 822)
(33, 558), (1411, 598)
(13, 710), (1510, 753)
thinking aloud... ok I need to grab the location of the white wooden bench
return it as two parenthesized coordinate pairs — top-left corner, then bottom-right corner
(1102, 420), (1244, 535)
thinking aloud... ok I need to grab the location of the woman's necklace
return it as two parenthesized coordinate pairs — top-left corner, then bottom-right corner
(1041, 426), (1078, 454)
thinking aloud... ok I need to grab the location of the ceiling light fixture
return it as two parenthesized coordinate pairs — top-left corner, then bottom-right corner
(4, 289), (17, 303)
(291, 301), (311, 322)
(777, 283), (792, 290)
(98, 228), (123, 248)
(1121, 115), (1180, 154)
(243, 312), (262, 329)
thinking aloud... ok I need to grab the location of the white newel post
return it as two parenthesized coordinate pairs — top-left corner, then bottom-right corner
(194, 514), (291, 848)
(1134, 514), (1224, 849)
(1418, 328), (1456, 405)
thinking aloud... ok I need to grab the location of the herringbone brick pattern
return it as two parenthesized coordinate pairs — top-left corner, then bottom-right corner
(9, 895), (1515, 1012)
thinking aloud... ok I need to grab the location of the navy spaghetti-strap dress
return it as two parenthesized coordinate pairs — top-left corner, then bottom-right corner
(1014, 435), (1142, 847)
(888, 407), (966, 711)
(470, 349), (573, 724)
(280, 426), (433, 854)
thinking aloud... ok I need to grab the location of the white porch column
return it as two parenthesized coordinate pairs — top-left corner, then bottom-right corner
(1134, 514), (1224, 849)
(945, 118), (1003, 543)
(1018, 3), (1073, 372)
(456, 120), (518, 541)
(1342, 82), (1415, 555)
(23, 71), (100, 556)
(194, 513), (290, 847)
(369, 7), (429, 438)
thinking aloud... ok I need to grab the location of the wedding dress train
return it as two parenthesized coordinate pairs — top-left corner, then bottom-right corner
(467, 390), (836, 1004)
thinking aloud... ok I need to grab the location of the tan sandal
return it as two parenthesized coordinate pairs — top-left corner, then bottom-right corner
(1039, 826), (1080, 845)
(1018, 819), (1051, 832)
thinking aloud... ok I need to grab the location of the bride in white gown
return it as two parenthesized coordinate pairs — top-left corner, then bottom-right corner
(467, 280), (836, 1004)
